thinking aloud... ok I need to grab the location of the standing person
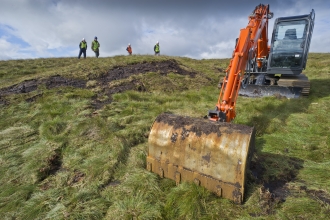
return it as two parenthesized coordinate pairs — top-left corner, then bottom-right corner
(78, 38), (87, 59)
(126, 43), (132, 55)
(154, 41), (160, 56)
(91, 36), (100, 58)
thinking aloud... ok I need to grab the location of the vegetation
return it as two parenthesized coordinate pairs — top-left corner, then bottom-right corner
(0, 53), (329, 219)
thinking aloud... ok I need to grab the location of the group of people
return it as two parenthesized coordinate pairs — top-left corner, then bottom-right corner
(78, 36), (100, 59)
(125, 41), (160, 56)
(78, 38), (160, 59)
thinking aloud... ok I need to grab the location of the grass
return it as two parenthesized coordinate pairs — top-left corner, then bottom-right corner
(0, 53), (330, 219)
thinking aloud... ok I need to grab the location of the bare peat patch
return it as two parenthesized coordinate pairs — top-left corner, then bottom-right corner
(249, 154), (304, 216)
(0, 60), (197, 110)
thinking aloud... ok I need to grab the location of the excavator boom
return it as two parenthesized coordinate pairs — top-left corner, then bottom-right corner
(208, 4), (272, 122)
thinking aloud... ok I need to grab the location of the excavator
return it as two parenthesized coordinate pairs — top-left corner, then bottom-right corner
(146, 4), (315, 203)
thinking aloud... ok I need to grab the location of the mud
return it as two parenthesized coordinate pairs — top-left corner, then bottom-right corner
(90, 60), (196, 109)
(68, 170), (86, 186)
(0, 60), (197, 110)
(155, 113), (254, 137)
(25, 93), (43, 103)
(249, 155), (304, 216)
(101, 60), (196, 82)
(38, 149), (62, 181)
(306, 189), (330, 205)
(46, 75), (86, 89)
(0, 76), (86, 96)
(252, 184), (330, 216)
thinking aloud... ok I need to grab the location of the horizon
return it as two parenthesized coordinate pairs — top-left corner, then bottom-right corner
(1, 0), (329, 60)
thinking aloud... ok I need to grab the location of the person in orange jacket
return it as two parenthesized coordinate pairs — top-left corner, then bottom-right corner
(126, 43), (132, 55)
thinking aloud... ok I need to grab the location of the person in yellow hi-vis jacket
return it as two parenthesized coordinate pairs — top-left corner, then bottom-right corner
(78, 38), (87, 59)
(154, 41), (160, 56)
(91, 36), (100, 58)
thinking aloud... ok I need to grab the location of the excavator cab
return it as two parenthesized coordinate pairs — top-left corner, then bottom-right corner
(239, 9), (315, 98)
(267, 9), (315, 75)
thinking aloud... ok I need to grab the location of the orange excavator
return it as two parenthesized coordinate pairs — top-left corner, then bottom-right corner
(147, 4), (315, 203)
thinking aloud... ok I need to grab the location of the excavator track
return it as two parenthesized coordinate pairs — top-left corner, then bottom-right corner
(238, 74), (310, 98)
(277, 73), (310, 96)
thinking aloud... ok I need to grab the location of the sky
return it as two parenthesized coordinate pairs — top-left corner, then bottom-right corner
(0, 0), (329, 60)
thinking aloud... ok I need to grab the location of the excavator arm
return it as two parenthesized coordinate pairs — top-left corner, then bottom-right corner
(208, 4), (272, 122)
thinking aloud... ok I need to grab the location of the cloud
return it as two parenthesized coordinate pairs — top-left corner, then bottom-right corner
(0, 0), (328, 60)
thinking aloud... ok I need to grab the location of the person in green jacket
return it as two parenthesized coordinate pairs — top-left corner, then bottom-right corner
(154, 41), (160, 56)
(78, 38), (87, 59)
(91, 36), (100, 58)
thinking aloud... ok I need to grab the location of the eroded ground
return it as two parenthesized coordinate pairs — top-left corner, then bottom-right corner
(0, 60), (197, 108)
(1, 59), (329, 217)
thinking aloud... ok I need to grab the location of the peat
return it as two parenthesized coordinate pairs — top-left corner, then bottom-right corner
(0, 60), (197, 110)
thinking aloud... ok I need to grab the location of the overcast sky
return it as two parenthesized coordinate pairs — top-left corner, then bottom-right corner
(0, 0), (329, 60)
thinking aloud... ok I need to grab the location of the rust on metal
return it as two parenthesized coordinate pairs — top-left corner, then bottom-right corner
(147, 113), (255, 203)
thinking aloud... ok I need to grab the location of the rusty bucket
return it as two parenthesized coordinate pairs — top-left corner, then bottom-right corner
(146, 113), (255, 203)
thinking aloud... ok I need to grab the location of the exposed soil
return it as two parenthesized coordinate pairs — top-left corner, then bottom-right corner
(155, 113), (254, 139)
(306, 189), (330, 206)
(101, 60), (196, 82)
(0, 76), (86, 96)
(0, 60), (197, 110)
(38, 149), (63, 182)
(68, 170), (86, 186)
(249, 155), (305, 216)
(90, 60), (197, 109)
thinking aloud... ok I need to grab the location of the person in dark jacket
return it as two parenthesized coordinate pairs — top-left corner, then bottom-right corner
(78, 38), (87, 59)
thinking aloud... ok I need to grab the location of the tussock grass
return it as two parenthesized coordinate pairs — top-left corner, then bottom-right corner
(0, 54), (330, 219)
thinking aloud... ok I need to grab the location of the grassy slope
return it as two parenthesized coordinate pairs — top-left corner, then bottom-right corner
(0, 54), (329, 219)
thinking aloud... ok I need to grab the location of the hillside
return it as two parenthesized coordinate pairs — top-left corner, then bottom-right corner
(0, 54), (329, 219)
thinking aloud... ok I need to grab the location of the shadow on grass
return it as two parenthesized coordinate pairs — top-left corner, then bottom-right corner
(243, 78), (330, 213)
(248, 78), (330, 137)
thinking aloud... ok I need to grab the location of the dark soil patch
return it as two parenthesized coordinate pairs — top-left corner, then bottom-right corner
(25, 93), (43, 102)
(249, 154), (304, 216)
(101, 59), (196, 82)
(40, 182), (51, 191)
(0, 60), (197, 110)
(90, 79), (143, 110)
(155, 113), (254, 139)
(38, 149), (63, 182)
(1, 79), (39, 94)
(101, 180), (121, 188)
(90, 59), (197, 109)
(45, 75), (86, 89)
(306, 189), (330, 205)
(0, 97), (7, 105)
(0, 76), (86, 97)
(68, 170), (86, 186)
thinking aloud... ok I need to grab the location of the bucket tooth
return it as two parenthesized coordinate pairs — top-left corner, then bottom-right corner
(147, 162), (152, 172)
(175, 172), (181, 185)
(194, 178), (201, 186)
(147, 113), (255, 203)
(159, 168), (164, 178)
(216, 186), (222, 197)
